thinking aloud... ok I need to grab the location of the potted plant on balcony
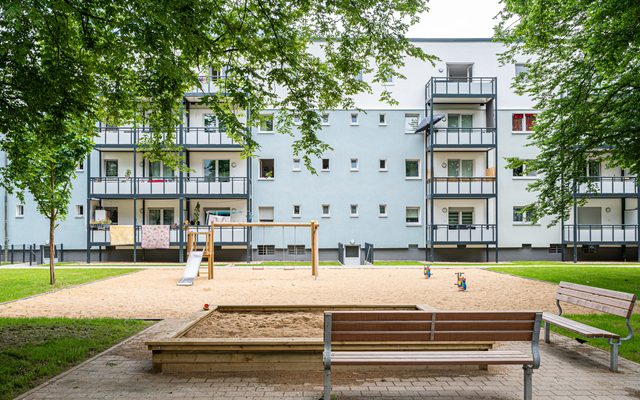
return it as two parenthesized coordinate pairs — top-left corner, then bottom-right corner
(193, 202), (201, 226)
(124, 169), (132, 181)
(90, 218), (112, 230)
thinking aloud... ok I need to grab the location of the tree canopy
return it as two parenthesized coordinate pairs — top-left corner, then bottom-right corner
(495, 0), (640, 225)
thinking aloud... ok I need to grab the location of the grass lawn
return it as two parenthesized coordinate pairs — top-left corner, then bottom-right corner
(0, 318), (151, 400)
(488, 266), (639, 364)
(0, 268), (141, 303)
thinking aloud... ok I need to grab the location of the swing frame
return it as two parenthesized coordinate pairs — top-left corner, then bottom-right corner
(207, 220), (320, 279)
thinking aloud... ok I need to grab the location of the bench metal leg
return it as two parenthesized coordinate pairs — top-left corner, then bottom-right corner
(523, 366), (533, 400)
(544, 321), (551, 343)
(323, 367), (331, 399)
(610, 341), (619, 372)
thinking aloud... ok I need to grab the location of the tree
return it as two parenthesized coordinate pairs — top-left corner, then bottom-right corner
(495, 0), (640, 225)
(1, 0), (433, 283)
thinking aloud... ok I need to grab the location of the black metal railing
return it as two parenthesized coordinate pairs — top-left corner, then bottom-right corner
(563, 224), (639, 243)
(427, 127), (496, 147)
(575, 176), (638, 196)
(95, 127), (178, 146)
(189, 75), (223, 94)
(428, 177), (496, 196)
(89, 225), (181, 244)
(90, 177), (179, 196)
(426, 77), (497, 100)
(183, 127), (239, 146)
(183, 176), (247, 195)
(429, 224), (497, 243)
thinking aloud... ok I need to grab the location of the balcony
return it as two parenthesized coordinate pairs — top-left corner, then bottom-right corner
(425, 77), (496, 104)
(575, 176), (637, 198)
(89, 225), (248, 246)
(563, 225), (639, 244)
(429, 224), (497, 244)
(186, 75), (222, 96)
(183, 127), (241, 147)
(426, 128), (496, 148)
(183, 177), (248, 197)
(94, 126), (240, 148)
(428, 177), (496, 198)
(89, 177), (248, 198)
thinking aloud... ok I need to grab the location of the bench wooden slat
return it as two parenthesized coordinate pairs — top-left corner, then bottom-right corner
(434, 312), (537, 321)
(332, 332), (428, 342)
(333, 321), (431, 331)
(331, 311), (431, 321)
(432, 331), (534, 342)
(557, 287), (634, 310)
(331, 350), (533, 366)
(559, 281), (636, 302)
(556, 294), (630, 318)
(543, 312), (619, 339)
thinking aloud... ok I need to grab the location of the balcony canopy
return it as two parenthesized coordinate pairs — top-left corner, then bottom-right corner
(414, 114), (446, 133)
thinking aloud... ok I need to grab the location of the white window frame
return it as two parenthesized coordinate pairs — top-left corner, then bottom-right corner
(75, 205), (84, 218)
(515, 63), (528, 77)
(350, 112), (359, 126)
(512, 113), (537, 134)
(350, 204), (359, 218)
(321, 113), (330, 126)
(292, 204), (301, 218)
(405, 159), (421, 180)
(379, 204), (388, 218)
(258, 113), (275, 133)
(378, 113), (387, 126)
(321, 204), (331, 218)
(77, 160), (85, 172)
(513, 206), (535, 225)
(379, 159), (388, 172)
(512, 162), (538, 179)
(405, 206), (421, 226)
(404, 113), (420, 133)
(350, 158), (359, 172)
(15, 204), (24, 218)
(292, 158), (301, 172)
(259, 159), (275, 180)
(321, 158), (330, 172)
(258, 206), (275, 223)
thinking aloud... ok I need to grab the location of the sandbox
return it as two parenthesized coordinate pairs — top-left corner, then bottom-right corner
(146, 305), (494, 373)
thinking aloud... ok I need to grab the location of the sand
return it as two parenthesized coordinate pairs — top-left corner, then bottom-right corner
(0, 267), (586, 319)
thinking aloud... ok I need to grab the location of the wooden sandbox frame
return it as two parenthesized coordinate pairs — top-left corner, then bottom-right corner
(146, 305), (494, 373)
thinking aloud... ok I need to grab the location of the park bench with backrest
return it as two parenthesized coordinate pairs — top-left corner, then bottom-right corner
(543, 281), (636, 372)
(323, 310), (542, 400)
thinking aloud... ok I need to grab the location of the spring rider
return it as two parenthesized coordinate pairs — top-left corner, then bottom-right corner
(423, 264), (432, 279)
(454, 272), (467, 291)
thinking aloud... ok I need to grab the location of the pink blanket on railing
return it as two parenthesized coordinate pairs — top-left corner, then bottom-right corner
(141, 225), (170, 249)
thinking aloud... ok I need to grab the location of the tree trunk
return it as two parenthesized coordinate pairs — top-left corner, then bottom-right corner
(49, 217), (56, 285)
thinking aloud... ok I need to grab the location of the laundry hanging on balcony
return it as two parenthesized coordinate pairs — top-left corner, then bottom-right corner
(141, 225), (170, 249)
(110, 225), (135, 246)
(414, 114), (446, 133)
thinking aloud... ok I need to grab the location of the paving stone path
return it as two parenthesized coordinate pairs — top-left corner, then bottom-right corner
(18, 319), (640, 400)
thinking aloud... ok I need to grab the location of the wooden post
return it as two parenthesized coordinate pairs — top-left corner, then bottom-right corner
(311, 220), (319, 278)
(208, 222), (214, 279)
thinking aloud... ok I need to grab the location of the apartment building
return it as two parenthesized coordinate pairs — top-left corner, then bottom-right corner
(1, 38), (638, 262)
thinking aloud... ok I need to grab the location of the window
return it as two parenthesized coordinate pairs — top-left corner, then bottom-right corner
(15, 204), (24, 218)
(350, 158), (359, 171)
(447, 114), (473, 133)
(293, 114), (301, 125)
(321, 113), (330, 125)
(148, 208), (175, 225)
(404, 113), (420, 133)
(321, 158), (330, 171)
(322, 204), (330, 217)
(287, 245), (305, 255)
(292, 158), (301, 171)
(379, 204), (387, 217)
(350, 204), (358, 217)
(447, 63), (473, 81)
(512, 113), (536, 133)
(513, 206), (534, 224)
(149, 161), (174, 178)
(515, 63), (529, 77)
(259, 159), (275, 179)
(549, 244), (562, 254)
(259, 114), (274, 133)
(350, 112), (359, 125)
(204, 114), (225, 133)
(379, 159), (388, 171)
(355, 70), (363, 81)
(77, 160), (85, 172)
(75, 205), (84, 218)
(104, 207), (118, 224)
(448, 159), (474, 177)
(449, 208), (474, 227)
(258, 206), (274, 222)
(258, 245), (275, 255)
(383, 74), (394, 84)
(378, 113), (387, 125)
(587, 161), (600, 177)
(203, 208), (230, 224)
(405, 160), (420, 178)
(405, 207), (420, 224)
(105, 160), (118, 177)
(513, 162), (537, 177)
(292, 205), (301, 218)
(204, 159), (230, 181)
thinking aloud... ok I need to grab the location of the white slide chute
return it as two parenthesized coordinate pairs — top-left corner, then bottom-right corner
(177, 250), (204, 286)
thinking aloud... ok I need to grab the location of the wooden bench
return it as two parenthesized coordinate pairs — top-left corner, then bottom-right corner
(543, 281), (636, 372)
(323, 311), (542, 400)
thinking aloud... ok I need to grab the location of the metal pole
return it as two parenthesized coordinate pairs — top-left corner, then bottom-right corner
(133, 126), (137, 263)
(429, 96), (435, 262)
(573, 180), (578, 263)
(86, 151), (92, 263)
(3, 153), (9, 263)
(178, 101), (185, 264)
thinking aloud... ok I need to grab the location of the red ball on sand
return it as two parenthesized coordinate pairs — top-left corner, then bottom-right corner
(203, 304), (209, 311)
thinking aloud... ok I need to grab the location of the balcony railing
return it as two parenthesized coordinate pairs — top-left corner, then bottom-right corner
(575, 176), (638, 196)
(563, 225), (639, 244)
(188, 75), (222, 95)
(429, 224), (497, 244)
(183, 177), (247, 196)
(187, 225), (248, 243)
(183, 127), (239, 146)
(90, 176), (247, 196)
(89, 225), (247, 245)
(428, 177), (496, 197)
(425, 77), (497, 101)
(90, 226), (181, 245)
(427, 128), (496, 147)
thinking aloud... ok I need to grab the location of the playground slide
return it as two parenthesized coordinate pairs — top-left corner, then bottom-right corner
(177, 251), (204, 286)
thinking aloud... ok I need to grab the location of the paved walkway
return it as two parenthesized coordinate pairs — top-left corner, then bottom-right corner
(18, 319), (640, 400)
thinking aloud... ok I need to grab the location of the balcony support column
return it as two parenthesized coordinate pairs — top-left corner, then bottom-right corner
(428, 102), (435, 262)
(246, 106), (253, 263)
(133, 131), (137, 263)
(178, 102), (185, 264)
(572, 181), (578, 263)
(637, 182), (640, 262)
(86, 151), (92, 263)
